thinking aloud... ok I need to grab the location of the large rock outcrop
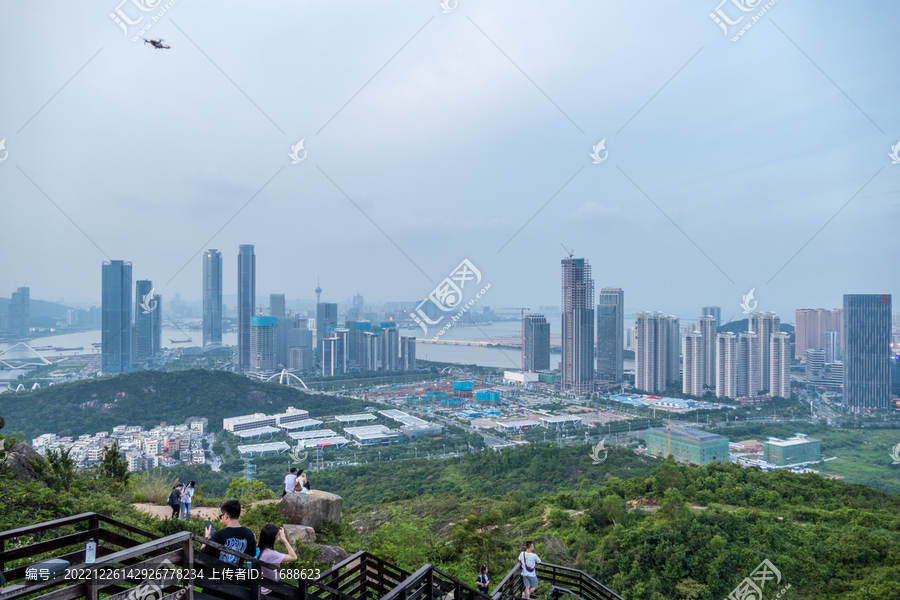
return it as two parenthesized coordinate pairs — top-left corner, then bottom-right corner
(282, 524), (316, 546)
(297, 543), (350, 566)
(280, 491), (343, 529)
(5, 442), (41, 480)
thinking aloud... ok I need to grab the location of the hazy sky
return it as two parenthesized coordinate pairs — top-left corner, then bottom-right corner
(1, 0), (898, 322)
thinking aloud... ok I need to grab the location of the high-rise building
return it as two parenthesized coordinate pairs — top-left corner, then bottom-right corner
(596, 288), (624, 382)
(699, 315), (717, 389)
(666, 316), (680, 385)
(202, 249), (223, 347)
(822, 330), (840, 364)
(347, 320), (371, 366)
(274, 314), (305, 368)
(701, 306), (721, 330)
(891, 355), (900, 398)
(715, 332), (738, 399)
(400, 336), (417, 371)
(560, 257), (595, 396)
(736, 332), (760, 397)
(805, 349), (825, 383)
(237, 245), (256, 369)
(316, 302), (338, 353)
(769, 332), (791, 398)
(635, 312), (676, 394)
(270, 294), (285, 318)
(134, 280), (154, 360)
(843, 294), (892, 410)
(102, 261), (133, 374)
(795, 308), (842, 360)
(289, 347), (312, 372)
(350, 294), (364, 319)
(7, 287), (30, 338)
(380, 323), (398, 371)
(336, 328), (351, 372)
(151, 292), (162, 356)
(250, 316), (277, 371)
(321, 333), (347, 377)
(748, 312), (780, 392)
(287, 319), (313, 371)
(523, 314), (551, 372)
(363, 331), (380, 371)
(682, 331), (705, 396)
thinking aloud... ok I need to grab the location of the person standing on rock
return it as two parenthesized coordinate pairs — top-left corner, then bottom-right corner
(283, 468), (297, 498)
(257, 524), (298, 595)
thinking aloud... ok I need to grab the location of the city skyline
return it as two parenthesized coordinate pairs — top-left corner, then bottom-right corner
(2, 2), (898, 321)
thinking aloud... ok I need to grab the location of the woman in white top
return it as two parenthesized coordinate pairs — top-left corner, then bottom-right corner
(294, 470), (312, 495)
(257, 524), (298, 595)
(180, 481), (195, 522)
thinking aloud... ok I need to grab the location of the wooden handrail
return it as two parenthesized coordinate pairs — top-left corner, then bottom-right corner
(0, 516), (624, 600)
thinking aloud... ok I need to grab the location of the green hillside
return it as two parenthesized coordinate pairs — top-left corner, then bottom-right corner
(2, 370), (369, 439)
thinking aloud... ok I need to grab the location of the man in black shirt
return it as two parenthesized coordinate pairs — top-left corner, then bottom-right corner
(201, 500), (257, 567)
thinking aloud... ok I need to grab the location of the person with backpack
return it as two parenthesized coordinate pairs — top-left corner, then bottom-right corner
(180, 481), (195, 521)
(166, 483), (183, 519)
(475, 565), (490, 596)
(518, 541), (541, 600)
(294, 470), (311, 494)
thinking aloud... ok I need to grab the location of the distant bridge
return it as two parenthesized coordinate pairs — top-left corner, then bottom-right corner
(418, 339), (500, 347)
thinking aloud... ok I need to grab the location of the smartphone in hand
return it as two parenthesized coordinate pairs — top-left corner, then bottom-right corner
(205, 520), (213, 535)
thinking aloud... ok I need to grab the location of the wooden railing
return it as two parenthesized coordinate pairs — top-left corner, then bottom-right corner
(0, 516), (414, 600)
(380, 564), (490, 600)
(0, 512), (160, 584)
(491, 562), (624, 600)
(0, 515), (624, 600)
(309, 551), (411, 600)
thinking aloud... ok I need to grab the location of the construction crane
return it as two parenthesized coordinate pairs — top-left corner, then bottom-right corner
(666, 421), (702, 459)
(502, 308), (531, 370)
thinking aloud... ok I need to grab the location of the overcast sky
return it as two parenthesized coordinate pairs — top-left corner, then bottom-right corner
(1, 0), (898, 321)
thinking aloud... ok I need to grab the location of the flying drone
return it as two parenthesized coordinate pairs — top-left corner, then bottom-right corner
(143, 39), (170, 49)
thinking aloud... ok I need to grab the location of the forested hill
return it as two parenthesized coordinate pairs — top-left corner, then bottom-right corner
(2, 370), (369, 439)
(339, 457), (900, 599)
(313, 443), (663, 508)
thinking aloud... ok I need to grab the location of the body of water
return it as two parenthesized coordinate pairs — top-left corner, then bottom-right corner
(0, 329), (237, 358)
(2, 320), (635, 372)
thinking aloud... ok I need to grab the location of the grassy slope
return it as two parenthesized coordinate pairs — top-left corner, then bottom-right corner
(711, 422), (900, 494)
